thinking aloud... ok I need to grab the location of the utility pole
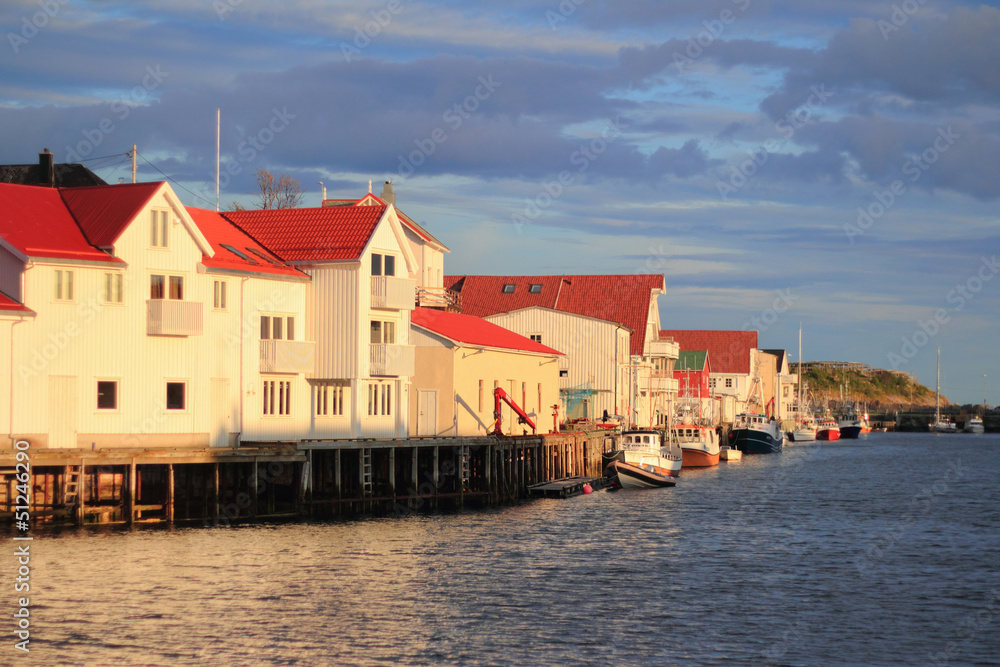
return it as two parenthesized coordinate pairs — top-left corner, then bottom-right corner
(131, 144), (137, 183)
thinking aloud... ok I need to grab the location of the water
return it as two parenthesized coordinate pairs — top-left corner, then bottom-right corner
(12, 433), (1000, 666)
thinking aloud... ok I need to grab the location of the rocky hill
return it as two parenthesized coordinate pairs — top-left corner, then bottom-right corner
(791, 364), (945, 409)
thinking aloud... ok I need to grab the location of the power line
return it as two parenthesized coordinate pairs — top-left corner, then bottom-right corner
(135, 151), (217, 208)
(76, 152), (130, 163)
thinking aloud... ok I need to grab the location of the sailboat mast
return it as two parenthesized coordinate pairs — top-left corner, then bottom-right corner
(797, 325), (803, 417)
(935, 346), (941, 421)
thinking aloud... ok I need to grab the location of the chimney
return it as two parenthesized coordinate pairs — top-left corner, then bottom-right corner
(39, 148), (55, 187)
(381, 180), (395, 206)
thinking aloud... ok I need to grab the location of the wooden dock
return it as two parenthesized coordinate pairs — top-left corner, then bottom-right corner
(526, 475), (610, 499)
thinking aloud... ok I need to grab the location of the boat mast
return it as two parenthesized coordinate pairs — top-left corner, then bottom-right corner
(935, 346), (941, 422)
(797, 325), (803, 420)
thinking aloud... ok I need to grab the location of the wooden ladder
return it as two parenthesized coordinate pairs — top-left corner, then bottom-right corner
(460, 445), (471, 491)
(361, 449), (373, 495)
(63, 464), (82, 508)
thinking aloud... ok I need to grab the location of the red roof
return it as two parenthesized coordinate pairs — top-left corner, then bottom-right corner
(445, 274), (664, 356)
(411, 307), (562, 356)
(60, 182), (161, 248)
(187, 208), (306, 278)
(0, 293), (32, 313)
(660, 330), (758, 374)
(0, 183), (119, 263)
(225, 205), (386, 262)
(324, 193), (449, 251)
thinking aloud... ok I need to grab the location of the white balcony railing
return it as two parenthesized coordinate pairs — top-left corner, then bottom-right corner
(260, 340), (316, 374)
(369, 343), (415, 376)
(647, 339), (680, 359)
(147, 300), (203, 336)
(371, 276), (416, 310)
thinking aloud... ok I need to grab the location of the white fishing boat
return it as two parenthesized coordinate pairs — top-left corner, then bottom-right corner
(964, 415), (984, 434)
(929, 347), (957, 433)
(603, 430), (682, 489)
(791, 326), (816, 442)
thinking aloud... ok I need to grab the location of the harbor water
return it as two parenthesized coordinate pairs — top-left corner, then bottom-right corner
(15, 433), (1000, 666)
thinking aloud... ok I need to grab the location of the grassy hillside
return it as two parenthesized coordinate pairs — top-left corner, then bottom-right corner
(791, 365), (942, 408)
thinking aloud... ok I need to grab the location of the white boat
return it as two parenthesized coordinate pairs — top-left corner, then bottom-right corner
(791, 329), (816, 443)
(603, 430), (682, 489)
(719, 446), (742, 461)
(964, 415), (985, 434)
(929, 347), (957, 433)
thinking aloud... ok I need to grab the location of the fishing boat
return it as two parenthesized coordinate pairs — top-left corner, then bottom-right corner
(964, 415), (985, 434)
(816, 416), (841, 441)
(837, 410), (863, 439)
(603, 430), (682, 489)
(790, 326), (816, 442)
(671, 423), (720, 467)
(929, 347), (957, 433)
(729, 413), (784, 454)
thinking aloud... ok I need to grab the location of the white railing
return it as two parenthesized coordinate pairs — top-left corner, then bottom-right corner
(260, 340), (316, 374)
(648, 339), (680, 358)
(371, 276), (416, 310)
(147, 300), (203, 336)
(369, 343), (415, 376)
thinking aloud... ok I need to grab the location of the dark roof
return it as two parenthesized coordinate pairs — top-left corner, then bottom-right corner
(0, 163), (107, 188)
(675, 350), (708, 372)
(761, 349), (787, 370)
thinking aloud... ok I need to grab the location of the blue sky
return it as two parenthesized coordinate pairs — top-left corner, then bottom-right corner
(2, 0), (998, 404)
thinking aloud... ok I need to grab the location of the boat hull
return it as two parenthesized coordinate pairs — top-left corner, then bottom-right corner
(839, 426), (862, 439)
(605, 460), (677, 489)
(816, 429), (840, 441)
(681, 448), (720, 467)
(729, 428), (782, 454)
(792, 428), (816, 442)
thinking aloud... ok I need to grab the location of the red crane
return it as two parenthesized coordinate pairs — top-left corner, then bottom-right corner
(492, 387), (536, 436)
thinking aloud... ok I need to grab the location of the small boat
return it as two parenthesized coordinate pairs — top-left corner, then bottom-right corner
(929, 348), (957, 433)
(671, 424), (720, 467)
(729, 413), (783, 454)
(603, 430), (681, 489)
(837, 411), (863, 439)
(792, 415), (817, 442)
(816, 417), (841, 441)
(719, 445), (742, 461)
(964, 415), (985, 434)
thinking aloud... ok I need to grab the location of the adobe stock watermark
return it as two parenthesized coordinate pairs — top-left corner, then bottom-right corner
(7, 0), (69, 54)
(340, 0), (410, 62)
(199, 107), (296, 202)
(929, 589), (1000, 667)
(63, 65), (170, 162)
(845, 125), (960, 244)
(672, 0), (751, 74)
(716, 84), (833, 200)
(511, 115), (627, 233)
(546, 0), (586, 30)
(877, 0), (930, 40)
(396, 75), (501, 178)
(887, 255), (998, 369)
(741, 289), (797, 333)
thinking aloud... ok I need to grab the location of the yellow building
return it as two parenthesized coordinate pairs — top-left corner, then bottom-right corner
(409, 307), (562, 437)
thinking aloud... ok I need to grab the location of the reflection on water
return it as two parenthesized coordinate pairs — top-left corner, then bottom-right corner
(16, 433), (1000, 666)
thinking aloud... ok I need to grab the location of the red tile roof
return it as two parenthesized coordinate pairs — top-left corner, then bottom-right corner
(187, 208), (307, 278)
(60, 182), (161, 247)
(659, 330), (758, 374)
(412, 307), (562, 356)
(324, 193), (449, 251)
(0, 183), (119, 263)
(225, 205), (386, 262)
(0, 293), (32, 313)
(445, 274), (664, 356)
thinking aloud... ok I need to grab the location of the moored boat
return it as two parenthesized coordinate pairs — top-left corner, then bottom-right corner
(837, 411), (863, 439)
(728, 413), (783, 454)
(719, 445), (743, 461)
(792, 416), (817, 442)
(671, 424), (720, 467)
(928, 347), (957, 433)
(603, 430), (681, 489)
(816, 417), (840, 441)
(964, 415), (985, 434)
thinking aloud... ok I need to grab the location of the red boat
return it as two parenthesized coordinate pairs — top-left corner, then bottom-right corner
(816, 417), (841, 441)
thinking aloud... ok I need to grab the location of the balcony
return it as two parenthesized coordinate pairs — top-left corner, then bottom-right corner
(415, 286), (462, 312)
(260, 340), (316, 374)
(371, 276), (416, 310)
(370, 343), (415, 376)
(647, 339), (680, 359)
(147, 300), (203, 336)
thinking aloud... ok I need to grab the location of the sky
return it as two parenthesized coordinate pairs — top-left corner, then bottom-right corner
(1, 0), (998, 404)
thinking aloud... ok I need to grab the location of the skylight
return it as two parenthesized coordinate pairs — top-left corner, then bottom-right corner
(246, 247), (281, 265)
(220, 243), (255, 263)
(529, 284), (542, 293)
(502, 284), (515, 293)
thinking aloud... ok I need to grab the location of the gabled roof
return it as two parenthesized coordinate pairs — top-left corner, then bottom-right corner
(445, 274), (664, 357)
(60, 182), (162, 247)
(324, 193), (449, 252)
(411, 307), (562, 356)
(187, 208), (307, 279)
(660, 330), (758, 375)
(0, 163), (106, 188)
(0, 183), (120, 263)
(675, 350), (708, 372)
(225, 205), (386, 262)
(0, 293), (32, 313)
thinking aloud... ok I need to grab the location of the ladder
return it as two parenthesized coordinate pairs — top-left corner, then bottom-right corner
(63, 464), (82, 507)
(361, 449), (373, 495)
(460, 445), (470, 491)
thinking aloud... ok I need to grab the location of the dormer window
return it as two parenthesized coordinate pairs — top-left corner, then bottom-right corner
(502, 284), (515, 294)
(529, 284), (542, 293)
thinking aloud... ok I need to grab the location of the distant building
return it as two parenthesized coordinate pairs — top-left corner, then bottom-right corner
(0, 149), (106, 188)
(673, 350), (714, 421)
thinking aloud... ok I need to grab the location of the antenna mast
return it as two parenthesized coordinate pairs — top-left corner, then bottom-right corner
(215, 108), (221, 211)
(131, 144), (137, 183)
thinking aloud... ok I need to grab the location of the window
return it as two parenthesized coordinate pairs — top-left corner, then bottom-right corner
(261, 315), (295, 340)
(370, 320), (396, 344)
(725, 378), (733, 388)
(530, 334), (542, 343)
(166, 382), (185, 410)
(559, 370), (568, 377)
(367, 381), (392, 416)
(529, 284), (542, 293)
(213, 280), (227, 309)
(54, 269), (74, 301)
(151, 275), (183, 300)
(150, 210), (169, 247)
(502, 283), (515, 294)
(97, 381), (117, 410)
(315, 382), (346, 417)
(220, 243), (251, 261)
(371, 253), (395, 276)
(709, 378), (717, 390)
(263, 380), (291, 416)
(103, 273), (123, 303)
